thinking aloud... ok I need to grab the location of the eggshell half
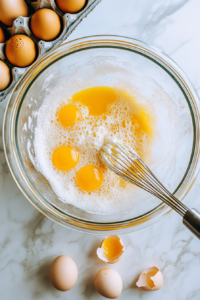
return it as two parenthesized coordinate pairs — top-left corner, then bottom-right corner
(136, 266), (163, 291)
(97, 235), (124, 264)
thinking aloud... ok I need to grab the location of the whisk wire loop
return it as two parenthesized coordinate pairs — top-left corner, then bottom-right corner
(100, 142), (188, 217)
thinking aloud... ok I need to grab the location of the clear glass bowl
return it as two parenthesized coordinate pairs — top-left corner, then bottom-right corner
(3, 35), (200, 234)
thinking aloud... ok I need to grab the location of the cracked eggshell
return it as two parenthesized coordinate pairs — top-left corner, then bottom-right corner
(136, 266), (163, 291)
(97, 235), (124, 264)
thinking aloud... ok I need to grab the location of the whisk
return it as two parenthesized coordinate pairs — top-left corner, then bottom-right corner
(100, 142), (200, 239)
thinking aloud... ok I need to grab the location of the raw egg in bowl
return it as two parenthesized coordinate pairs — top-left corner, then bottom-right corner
(3, 36), (200, 234)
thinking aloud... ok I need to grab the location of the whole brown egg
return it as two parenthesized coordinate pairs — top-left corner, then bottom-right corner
(31, 9), (61, 41)
(6, 35), (37, 67)
(50, 255), (78, 291)
(0, 61), (11, 91)
(0, 27), (6, 43)
(56, 0), (86, 14)
(94, 268), (123, 299)
(0, 0), (29, 27)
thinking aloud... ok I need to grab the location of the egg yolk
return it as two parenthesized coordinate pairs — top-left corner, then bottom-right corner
(58, 105), (79, 127)
(71, 87), (153, 156)
(49, 86), (154, 199)
(131, 108), (153, 137)
(102, 237), (123, 259)
(77, 165), (103, 191)
(52, 146), (79, 171)
(72, 86), (118, 116)
(146, 270), (157, 288)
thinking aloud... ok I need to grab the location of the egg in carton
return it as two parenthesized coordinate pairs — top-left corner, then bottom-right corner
(0, 39), (26, 101)
(0, 0), (102, 102)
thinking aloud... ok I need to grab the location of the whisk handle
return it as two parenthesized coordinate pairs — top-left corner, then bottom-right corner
(183, 209), (200, 239)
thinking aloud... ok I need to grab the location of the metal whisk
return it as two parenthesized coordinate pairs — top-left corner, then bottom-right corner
(100, 142), (200, 239)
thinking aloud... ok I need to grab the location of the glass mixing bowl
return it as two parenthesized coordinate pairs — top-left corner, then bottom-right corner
(3, 35), (200, 234)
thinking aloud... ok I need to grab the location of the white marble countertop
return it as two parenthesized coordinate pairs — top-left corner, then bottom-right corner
(1, 0), (200, 299)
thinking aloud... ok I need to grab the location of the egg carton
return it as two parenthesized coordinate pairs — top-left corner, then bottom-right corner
(0, 0), (102, 101)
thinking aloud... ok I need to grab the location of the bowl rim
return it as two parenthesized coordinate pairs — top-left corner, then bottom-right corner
(3, 35), (200, 234)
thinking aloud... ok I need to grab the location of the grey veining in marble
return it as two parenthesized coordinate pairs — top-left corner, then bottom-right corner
(1, 0), (200, 299)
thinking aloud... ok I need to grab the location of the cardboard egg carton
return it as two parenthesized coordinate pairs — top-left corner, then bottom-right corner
(0, 0), (102, 101)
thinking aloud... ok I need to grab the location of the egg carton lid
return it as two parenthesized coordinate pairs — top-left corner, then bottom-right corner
(0, 0), (102, 102)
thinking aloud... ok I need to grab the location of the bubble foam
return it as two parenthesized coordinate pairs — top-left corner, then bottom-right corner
(33, 87), (155, 214)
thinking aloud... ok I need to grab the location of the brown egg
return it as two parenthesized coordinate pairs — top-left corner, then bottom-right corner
(0, 61), (11, 91)
(56, 0), (86, 14)
(94, 268), (123, 299)
(49, 255), (78, 291)
(6, 35), (37, 68)
(0, 27), (6, 43)
(0, 0), (29, 27)
(31, 9), (61, 41)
